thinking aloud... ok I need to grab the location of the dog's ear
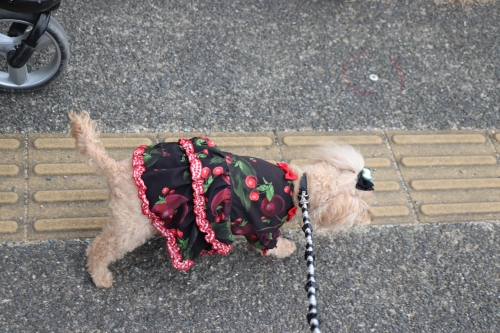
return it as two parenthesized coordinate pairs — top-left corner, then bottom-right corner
(309, 183), (372, 230)
(309, 143), (365, 174)
(302, 143), (373, 230)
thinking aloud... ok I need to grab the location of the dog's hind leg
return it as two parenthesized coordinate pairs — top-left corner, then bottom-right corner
(86, 159), (157, 288)
(86, 221), (156, 288)
(86, 209), (156, 288)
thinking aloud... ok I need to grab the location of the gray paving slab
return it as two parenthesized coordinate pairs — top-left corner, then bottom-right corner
(1, 222), (499, 332)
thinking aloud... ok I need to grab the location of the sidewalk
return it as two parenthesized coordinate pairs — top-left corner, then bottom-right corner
(1, 130), (499, 242)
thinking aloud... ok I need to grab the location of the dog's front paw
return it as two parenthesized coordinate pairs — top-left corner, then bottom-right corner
(266, 238), (296, 258)
(88, 267), (113, 288)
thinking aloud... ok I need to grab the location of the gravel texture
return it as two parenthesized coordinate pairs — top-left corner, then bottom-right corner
(1, 0), (499, 133)
(1, 223), (500, 332)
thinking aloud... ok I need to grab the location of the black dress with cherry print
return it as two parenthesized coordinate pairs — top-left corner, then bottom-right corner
(132, 137), (297, 270)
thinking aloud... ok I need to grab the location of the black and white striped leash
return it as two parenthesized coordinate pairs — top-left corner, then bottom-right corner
(297, 168), (373, 332)
(298, 173), (321, 333)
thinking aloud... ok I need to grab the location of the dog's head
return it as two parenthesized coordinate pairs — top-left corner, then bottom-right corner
(290, 143), (374, 231)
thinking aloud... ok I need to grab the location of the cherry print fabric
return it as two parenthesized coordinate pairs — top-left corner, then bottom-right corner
(134, 137), (296, 269)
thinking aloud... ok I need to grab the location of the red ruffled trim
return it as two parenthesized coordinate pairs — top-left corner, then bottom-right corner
(132, 145), (194, 270)
(276, 162), (298, 180)
(178, 138), (232, 256)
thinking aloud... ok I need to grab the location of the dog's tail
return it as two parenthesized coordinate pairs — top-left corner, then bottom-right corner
(69, 110), (121, 180)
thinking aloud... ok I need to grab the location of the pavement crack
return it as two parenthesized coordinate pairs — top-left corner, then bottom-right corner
(273, 131), (284, 162)
(23, 133), (28, 241)
(382, 130), (420, 223)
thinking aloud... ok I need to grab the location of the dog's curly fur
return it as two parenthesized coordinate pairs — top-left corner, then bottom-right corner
(69, 111), (373, 288)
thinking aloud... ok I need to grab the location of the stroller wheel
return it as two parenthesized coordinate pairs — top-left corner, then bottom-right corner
(0, 9), (69, 93)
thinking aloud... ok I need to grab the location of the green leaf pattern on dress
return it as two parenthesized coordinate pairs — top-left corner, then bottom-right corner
(257, 178), (275, 202)
(177, 237), (193, 260)
(143, 145), (161, 168)
(203, 175), (214, 193)
(210, 221), (234, 242)
(229, 156), (257, 212)
(210, 156), (225, 164)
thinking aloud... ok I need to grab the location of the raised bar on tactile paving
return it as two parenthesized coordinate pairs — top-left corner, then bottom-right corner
(0, 192), (18, 204)
(34, 163), (94, 176)
(34, 217), (107, 232)
(0, 165), (19, 176)
(392, 134), (486, 145)
(411, 178), (500, 191)
(374, 181), (400, 192)
(0, 139), (21, 149)
(34, 137), (153, 149)
(33, 189), (108, 203)
(372, 206), (410, 217)
(364, 158), (391, 168)
(282, 135), (382, 146)
(290, 158), (391, 169)
(0, 221), (18, 234)
(401, 156), (497, 167)
(163, 136), (273, 147)
(420, 202), (500, 216)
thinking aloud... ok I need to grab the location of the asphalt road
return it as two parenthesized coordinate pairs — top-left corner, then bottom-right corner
(1, 223), (500, 332)
(0, 0), (499, 133)
(1, 0), (500, 332)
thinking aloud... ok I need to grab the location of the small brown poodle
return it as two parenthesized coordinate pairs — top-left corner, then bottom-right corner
(69, 111), (374, 288)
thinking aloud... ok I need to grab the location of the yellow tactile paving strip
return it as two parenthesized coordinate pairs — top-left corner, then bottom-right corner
(387, 130), (500, 223)
(27, 133), (157, 240)
(0, 135), (25, 241)
(0, 130), (499, 242)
